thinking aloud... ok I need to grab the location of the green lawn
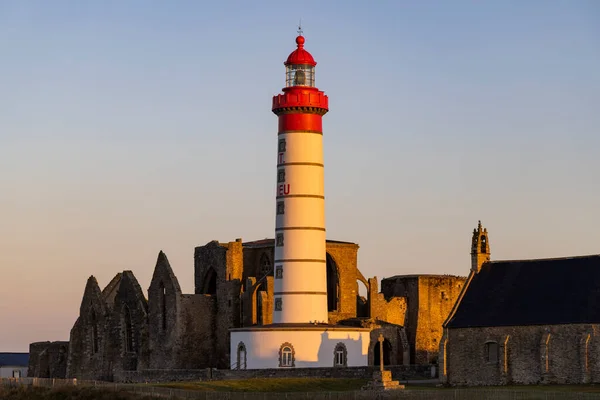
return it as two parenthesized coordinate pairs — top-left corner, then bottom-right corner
(156, 377), (368, 392)
(156, 378), (600, 394)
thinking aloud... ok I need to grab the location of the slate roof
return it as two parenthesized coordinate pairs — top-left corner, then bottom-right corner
(0, 353), (29, 367)
(445, 254), (600, 329)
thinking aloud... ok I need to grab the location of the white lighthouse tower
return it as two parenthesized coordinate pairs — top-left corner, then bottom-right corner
(272, 33), (329, 325)
(230, 32), (370, 370)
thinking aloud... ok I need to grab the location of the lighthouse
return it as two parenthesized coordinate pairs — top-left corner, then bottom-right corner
(272, 33), (329, 325)
(230, 32), (369, 369)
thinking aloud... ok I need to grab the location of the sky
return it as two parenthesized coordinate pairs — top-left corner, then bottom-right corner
(1, 0), (599, 352)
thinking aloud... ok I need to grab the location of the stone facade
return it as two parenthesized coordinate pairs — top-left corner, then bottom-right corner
(381, 275), (466, 364)
(28, 341), (69, 378)
(440, 324), (600, 385)
(66, 271), (149, 380)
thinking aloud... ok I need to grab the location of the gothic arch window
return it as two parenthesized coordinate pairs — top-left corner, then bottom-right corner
(159, 281), (167, 331)
(485, 341), (498, 364)
(201, 267), (217, 295)
(123, 304), (134, 353)
(326, 253), (339, 312)
(237, 342), (247, 370)
(90, 308), (99, 354)
(333, 343), (348, 367)
(259, 253), (272, 277)
(279, 342), (295, 367)
(480, 235), (487, 253)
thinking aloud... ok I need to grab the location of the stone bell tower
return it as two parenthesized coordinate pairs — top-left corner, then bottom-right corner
(471, 220), (490, 273)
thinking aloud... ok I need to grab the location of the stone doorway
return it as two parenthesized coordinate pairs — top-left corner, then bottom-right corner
(373, 338), (392, 366)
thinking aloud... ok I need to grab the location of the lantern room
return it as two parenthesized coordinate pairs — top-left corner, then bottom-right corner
(284, 35), (317, 88)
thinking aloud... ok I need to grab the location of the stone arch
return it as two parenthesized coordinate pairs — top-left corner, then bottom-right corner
(373, 338), (392, 367)
(159, 281), (167, 331)
(356, 278), (369, 318)
(259, 252), (272, 277)
(485, 340), (499, 364)
(279, 342), (295, 367)
(237, 342), (247, 370)
(201, 267), (218, 295)
(326, 253), (339, 312)
(333, 342), (348, 367)
(90, 307), (99, 354)
(122, 304), (134, 353)
(480, 235), (487, 253)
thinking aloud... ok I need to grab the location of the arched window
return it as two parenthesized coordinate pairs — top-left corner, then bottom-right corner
(485, 341), (498, 364)
(259, 253), (271, 277)
(123, 305), (134, 353)
(159, 281), (167, 331)
(237, 342), (247, 370)
(326, 253), (339, 312)
(90, 308), (99, 354)
(334, 343), (348, 367)
(201, 268), (217, 295)
(279, 342), (295, 367)
(480, 235), (487, 253)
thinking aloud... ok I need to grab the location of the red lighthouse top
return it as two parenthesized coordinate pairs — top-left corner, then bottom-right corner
(272, 33), (328, 116)
(285, 36), (317, 67)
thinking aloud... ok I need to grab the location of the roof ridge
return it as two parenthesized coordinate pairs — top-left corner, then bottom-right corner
(490, 253), (600, 264)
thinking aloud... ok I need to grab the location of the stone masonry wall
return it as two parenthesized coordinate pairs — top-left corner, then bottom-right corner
(28, 341), (69, 378)
(326, 243), (360, 323)
(116, 364), (433, 383)
(66, 276), (113, 380)
(147, 252), (182, 369)
(175, 294), (216, 368)
(381, 275), (466, 364)
(441, 324), (600, 386)
(416, 276), (465, 363)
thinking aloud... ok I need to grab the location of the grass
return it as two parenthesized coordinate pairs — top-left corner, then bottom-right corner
(155, 377), (369, 392)
(0, 386), (156, 400)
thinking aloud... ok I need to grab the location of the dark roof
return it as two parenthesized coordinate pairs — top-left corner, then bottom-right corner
(0, 353), (29, 367)
(446, 254), (600, 329)
(384, 274), (466, 281)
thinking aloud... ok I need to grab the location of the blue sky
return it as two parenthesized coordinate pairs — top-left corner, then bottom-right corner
(1, 0), (599, 351)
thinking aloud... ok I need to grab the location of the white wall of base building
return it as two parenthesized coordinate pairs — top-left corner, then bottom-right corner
(0, 366), (28, 378)
(230, 329), (370, 369)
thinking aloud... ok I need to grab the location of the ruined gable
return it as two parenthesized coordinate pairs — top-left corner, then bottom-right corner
(107, 271), (149, 375)
(147, 251), (183, 369)
(67, 276), (112, 379)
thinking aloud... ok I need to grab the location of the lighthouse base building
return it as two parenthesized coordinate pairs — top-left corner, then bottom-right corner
(230, 325), (370, 369)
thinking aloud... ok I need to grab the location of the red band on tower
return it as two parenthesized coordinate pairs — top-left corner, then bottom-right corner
(278, 113), (323, 133)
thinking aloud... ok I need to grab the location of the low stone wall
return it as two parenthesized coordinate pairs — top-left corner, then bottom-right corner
(117, 365), (435, 383)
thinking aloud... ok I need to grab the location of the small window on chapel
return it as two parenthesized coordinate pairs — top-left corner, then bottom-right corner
(486, 342), (499, 364)
(275, 298), (282, 311)
(276, 234), (284, 247)
(277, 169), (285, 183)
(275, 265), (283, 279)
(278, 139), (286, 153)
(277, 201), (285, 215)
